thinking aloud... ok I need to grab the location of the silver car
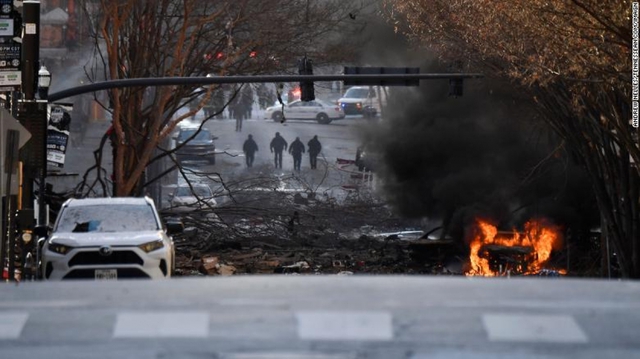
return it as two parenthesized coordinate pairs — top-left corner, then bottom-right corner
(264, 99), (345, 124)
(41, 197), (182, 280)
(169, 184), (218, 211)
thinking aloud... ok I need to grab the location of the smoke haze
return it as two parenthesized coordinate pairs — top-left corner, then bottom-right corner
(352, 10), (598, 236)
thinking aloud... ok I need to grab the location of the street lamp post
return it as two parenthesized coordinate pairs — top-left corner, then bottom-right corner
(8, 0), (44, 282)
(38, 66), (51, 100)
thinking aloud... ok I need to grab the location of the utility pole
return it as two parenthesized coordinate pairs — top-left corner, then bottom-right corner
(18, 0), (45, 222)
(7, 0), (46, 281)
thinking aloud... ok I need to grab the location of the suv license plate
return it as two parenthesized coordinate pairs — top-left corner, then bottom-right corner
(95, 269), (117, 280)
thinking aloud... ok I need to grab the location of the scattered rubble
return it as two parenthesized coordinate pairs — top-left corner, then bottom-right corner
(169, 185), (561, 277)
(174, 232), (466, 276)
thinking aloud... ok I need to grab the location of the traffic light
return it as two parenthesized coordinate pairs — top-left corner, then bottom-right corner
(449, 78), (464, 97)
(298, 56), (315, 102)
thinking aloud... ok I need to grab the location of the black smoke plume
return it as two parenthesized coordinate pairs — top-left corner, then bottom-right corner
(361, 69), (598, 238)
(349, 4), (599, 268)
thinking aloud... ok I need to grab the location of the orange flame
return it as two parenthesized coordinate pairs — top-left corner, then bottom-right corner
(466, 218), (563, 276)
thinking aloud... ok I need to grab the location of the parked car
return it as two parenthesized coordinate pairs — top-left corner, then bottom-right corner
(169, 184), (217, 211)
(337, 86), (387, 118)
(41, 197), (182, 280)
(264, 99), (345, 124)
(174, 127), (217, 165)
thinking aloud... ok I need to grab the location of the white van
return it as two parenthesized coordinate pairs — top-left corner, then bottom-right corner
(337, 86), (388, 119)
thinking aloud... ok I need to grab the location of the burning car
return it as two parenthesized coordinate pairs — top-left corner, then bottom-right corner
(465, 219), (565, 276)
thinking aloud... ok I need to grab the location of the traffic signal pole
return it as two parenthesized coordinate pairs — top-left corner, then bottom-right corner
(19, 0), (46, 227)
(21, 1), (38, 102)
(6, 0), (45, 281)
(47, 73), (484, 102)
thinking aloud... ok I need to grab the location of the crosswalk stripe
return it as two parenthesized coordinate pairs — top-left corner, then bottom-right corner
(296, 310), (393, 341)
(222, 354), (356, 359)
(482, 313), (588, 343)
(113, 311), (209, 338)
(0, 312), (29, 339)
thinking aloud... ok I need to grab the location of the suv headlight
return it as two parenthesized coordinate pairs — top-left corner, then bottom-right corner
(138, 240), (165, 253)
(48, 242), (74, 255)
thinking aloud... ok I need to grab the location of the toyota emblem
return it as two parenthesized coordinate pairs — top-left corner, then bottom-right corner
(98, 245), (113, 256)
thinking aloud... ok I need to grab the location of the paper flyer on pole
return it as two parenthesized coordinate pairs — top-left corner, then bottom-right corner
(47, 103), (73, 168)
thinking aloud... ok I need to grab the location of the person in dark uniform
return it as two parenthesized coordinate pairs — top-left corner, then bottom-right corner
(242, 134), (259, 168)
(289, 137), (305, 171)
(307, 135), (322, 169)
(241, 85), (254, 119)
(270, 132), (288, 169)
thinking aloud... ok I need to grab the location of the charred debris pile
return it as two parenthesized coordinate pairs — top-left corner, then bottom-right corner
(167, 190), (464, 276)
(165, 189), (570, 277)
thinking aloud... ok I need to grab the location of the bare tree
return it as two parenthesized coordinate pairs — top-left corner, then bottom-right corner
(77, 0), (364, 196)
(384, 0), (640, 277)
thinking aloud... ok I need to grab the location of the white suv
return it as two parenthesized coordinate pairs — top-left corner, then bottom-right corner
(337, 86), (386, 118)
(41, 197), (182, 280)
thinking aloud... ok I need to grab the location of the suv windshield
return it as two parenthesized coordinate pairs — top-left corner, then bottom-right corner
(55, 204), (160, 233)
(343, 88), (372, 98)
(178, 129), (211, 142)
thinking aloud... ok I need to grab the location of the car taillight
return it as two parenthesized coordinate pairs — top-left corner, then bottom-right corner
(335, 107), (340, 111)
(356, 103), (362, 109)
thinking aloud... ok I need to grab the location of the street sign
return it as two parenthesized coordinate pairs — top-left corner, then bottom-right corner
(0, 70), (19, 85)
(1, 107), (31, 197)
(1, 106), (31, 148)
(0, 18), (13, 36)
(0, 44), (20, 69)
(0, 0), (13, 17)
(0, 0), (20, 89)
(344, 67), (421, 86)
(0, 43), (21, 89)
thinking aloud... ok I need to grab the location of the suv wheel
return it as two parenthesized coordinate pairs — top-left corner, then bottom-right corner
(272, 111), (283, 122)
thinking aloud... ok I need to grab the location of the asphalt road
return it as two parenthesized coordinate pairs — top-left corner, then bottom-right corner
(49, 108), (377, 199)
(208, 115), (365, 166)
(172, 113), (378, 205)
(1, 276), (639, 359)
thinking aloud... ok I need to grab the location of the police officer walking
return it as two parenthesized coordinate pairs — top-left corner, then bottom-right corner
(270, 132), (288, 169)
(289, 137), (306, 171)
(307, 135), (322, 169)
(243, 134), (259, 167)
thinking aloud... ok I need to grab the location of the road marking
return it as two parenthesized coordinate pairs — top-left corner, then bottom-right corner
(296, 310), (393, 341)
(431, 299), (640, 311)
(411, 352), (544, 359)
(0, 300), (88, 308)
(0, 312), (29, 339)
(222, 353), (356, 359)
(216, 298), (289, 307)
(482, 313), (588, 343)
(113, 311), (209, 338)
